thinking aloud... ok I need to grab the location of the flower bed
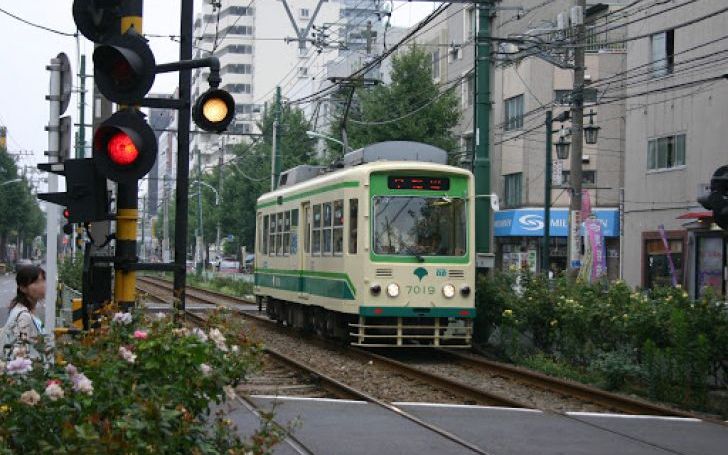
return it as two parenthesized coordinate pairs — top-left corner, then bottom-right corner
(475, 272), (728, 414)
(0, 308), (282, 453)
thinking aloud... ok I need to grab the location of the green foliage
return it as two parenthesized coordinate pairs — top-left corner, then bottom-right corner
(328, 45), (461, 164)
(58, 254), (83, 291)
(0, 147), (45, 261)
(188, 275), (253, 298)
(477, 272), (728, 409)
(0, 309), (282, 453)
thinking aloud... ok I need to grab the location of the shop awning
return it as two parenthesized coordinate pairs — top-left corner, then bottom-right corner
(676, 211), (713, 220)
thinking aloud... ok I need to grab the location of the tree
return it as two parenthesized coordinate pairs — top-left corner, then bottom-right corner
(0, 147), (45, 261)
(156, 104), (318, 261)
(330, 45), (461, 163)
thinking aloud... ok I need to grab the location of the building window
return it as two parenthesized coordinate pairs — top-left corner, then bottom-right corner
(465, 6), (476, 41)
(462, 74), (474, 107)
(644, 234), (683, 288)
(224, 83), (252, 94)
(300, 8), (309, 18)
(561, 170), (596, 186)
(431, 49), (440, 80)
(555, 88), (597, 105)
(222, 6), (253, 18)
(219, 44), (253, 55)
(504, 173), (522, 207)
(651, 30), (674, 77)
(647, 134), (685, 170)
(224, 25), (253, 36)
(221, 64), (252, 75)
(297, 66), (308, 78)
(504, 95), (524, 131)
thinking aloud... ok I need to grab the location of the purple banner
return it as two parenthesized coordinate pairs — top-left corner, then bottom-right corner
(581, 189), (592, 219)
(584, 219), (606, 281)
(657, 224), (678, 287)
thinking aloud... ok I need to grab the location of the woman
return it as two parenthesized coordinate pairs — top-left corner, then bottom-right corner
(1, 265), (46, 359)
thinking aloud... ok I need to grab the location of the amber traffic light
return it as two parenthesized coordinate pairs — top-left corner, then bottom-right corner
(192, 88), (235, 133)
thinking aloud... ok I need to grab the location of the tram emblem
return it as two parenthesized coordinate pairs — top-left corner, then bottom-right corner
(413, 267), (428, 281)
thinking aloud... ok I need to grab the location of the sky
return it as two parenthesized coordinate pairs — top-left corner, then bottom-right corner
(0, 1), (437, 189)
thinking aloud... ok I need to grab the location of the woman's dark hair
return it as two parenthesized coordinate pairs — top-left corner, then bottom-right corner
(11, 265), (46, 311)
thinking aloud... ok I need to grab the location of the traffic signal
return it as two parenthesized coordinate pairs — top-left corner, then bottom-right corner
(93, 30), (156, 105)
(698, 165), (728, 230)
(38, 158), (110, 225)
(62, 209), (73, 236)
(193, 88), (235, 132)
(72, 0), (121, 43)
(92, 109), (157, 183)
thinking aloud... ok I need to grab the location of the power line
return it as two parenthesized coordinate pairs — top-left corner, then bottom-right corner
(0, 6), (77, 37)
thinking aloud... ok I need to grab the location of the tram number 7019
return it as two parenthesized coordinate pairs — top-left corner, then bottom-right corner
(406, 285), (436, 295)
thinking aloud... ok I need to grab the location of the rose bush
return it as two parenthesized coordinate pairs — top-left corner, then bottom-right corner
(476, 271), (728, 410)
(0, 308), (282, 453)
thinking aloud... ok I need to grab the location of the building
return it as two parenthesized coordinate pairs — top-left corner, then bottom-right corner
(622, 0), (728, 296)
(190, 0), (341, 168)
(403, 1), (628, 277)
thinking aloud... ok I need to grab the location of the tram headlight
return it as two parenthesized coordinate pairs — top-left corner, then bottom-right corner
(386, 283), (400, 297)
(442, 283), (456, 299)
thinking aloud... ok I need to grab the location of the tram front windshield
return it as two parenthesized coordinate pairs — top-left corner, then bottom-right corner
(372, 196), (467, 257)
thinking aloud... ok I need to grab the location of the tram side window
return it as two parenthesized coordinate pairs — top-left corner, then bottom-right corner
(333, 199), (344, 255)
(276, 212), (284, 255)
(291, 209), (299, 254)
(323, 202), (333, 254)
(269, 213), (276, 256)
(304, 206), (311, 253)
(313, 204), (322, 254)
(262, 215), (269, 255)
(349, 199), (358, 254)
(283, 211), (291, 255)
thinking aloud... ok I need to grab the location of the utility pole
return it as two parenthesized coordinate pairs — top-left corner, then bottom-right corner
(543, 110), (553, 274)
(216, 136), (224, 256)
(474, 1), (493, 267)
(140, 195), (147, 261)
(196, 147), (204, 274)
(568, 0), (586, 272)
(271, 86), (281, 191)
(44, 55), (63, 337)
(162, 174), (170, 262)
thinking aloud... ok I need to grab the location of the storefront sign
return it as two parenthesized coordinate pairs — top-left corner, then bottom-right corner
(493, 208), (619, 237)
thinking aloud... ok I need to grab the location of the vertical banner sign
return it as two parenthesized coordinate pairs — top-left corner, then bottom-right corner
(658, 224), (678, 286)
(552, 159), (563, 185)
(585, 218), (606, 281)
(581, 189), (592, 219)
(569, 210), (582, 268)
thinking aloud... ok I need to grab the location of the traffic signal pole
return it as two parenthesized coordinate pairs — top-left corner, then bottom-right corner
(173, 0), (194, 313)
(115, 1), (144, 311)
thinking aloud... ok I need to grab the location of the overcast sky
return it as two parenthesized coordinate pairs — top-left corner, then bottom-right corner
(0, 1), (437, 182)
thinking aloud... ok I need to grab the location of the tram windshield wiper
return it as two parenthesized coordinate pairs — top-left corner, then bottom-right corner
(400, 242), (425, 262)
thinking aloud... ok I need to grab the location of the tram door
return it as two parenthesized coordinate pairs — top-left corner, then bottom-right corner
(299, 202), (311, 300)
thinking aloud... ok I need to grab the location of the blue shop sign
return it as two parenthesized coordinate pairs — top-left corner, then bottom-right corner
(493, 208), (619, 237)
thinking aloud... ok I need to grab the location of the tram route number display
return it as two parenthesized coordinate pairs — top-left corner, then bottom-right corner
(388, 176), (450, 191)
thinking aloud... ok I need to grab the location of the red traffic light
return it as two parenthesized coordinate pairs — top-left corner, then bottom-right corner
(93, 110), (157, 183)
(94, 32), (156, 104)
(63, 208), (70, 219)
(107, 132), (140, 166)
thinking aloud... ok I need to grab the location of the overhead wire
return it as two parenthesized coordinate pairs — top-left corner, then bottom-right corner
(0, 6), (77, 37)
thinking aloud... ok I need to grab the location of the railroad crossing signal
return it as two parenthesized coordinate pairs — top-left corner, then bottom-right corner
(37, 159), (110, 225)
(193, 88), (236, 132)
(92, 109), (157, 183)
(93, 30), (156, 105)
(698, 165), (728, 230)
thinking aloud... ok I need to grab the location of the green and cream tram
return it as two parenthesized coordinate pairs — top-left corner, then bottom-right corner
(254, 141), (475, 347)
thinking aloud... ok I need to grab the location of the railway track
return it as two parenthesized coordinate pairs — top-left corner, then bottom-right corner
(136, 275), (703, 419)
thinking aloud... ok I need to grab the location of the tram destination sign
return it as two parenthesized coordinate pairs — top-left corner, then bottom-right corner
(388, 176), (450, 191)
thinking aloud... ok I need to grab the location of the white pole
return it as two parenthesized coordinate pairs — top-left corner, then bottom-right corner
(44, 57), (62, 337)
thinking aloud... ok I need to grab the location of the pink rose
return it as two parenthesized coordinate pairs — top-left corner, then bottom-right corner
(133, 330), (148, 340)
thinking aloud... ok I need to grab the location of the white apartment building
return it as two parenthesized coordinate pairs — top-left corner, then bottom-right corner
(190, 0), (341, 168)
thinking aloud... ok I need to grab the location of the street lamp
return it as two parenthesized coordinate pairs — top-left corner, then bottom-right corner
(555, 129), (571, 160)
(305, 130), (353, 153)
(583, 109), (600, 145)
